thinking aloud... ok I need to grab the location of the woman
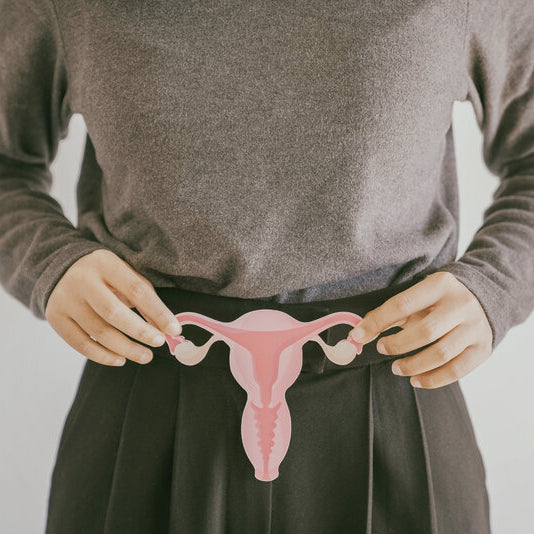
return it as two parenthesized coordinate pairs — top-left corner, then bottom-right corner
(1, 0), (533, 532)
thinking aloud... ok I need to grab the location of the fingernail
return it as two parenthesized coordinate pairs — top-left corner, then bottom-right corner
(411, 378), (422, 388)
(377, 340), (388, 354)
(113, 358), (126, 366)
(350, 326), (364, 341)
(166, 319), (182, 336)
(391, 362), (402, 375)
(152, 333), (166, 345)
(139, 351), (152, 363)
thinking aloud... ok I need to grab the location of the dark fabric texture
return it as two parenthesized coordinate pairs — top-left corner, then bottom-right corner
(1, 1), (534, 352)
(45, 281), (491, 533)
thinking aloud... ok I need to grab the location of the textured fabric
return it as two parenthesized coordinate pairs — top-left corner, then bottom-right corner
(1, 1), (534, 351)
(45, 282), (491, 533)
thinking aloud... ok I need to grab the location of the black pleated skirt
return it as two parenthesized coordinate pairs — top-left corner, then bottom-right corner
(45, 277), (491, 534)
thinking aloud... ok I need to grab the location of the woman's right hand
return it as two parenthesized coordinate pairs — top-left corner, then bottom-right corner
(44, 248), (182, 367)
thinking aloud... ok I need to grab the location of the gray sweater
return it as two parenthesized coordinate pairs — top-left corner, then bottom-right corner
(1, 0), (534, 352)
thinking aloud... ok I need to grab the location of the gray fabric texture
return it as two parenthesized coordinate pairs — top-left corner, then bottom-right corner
(1, 0), (534, 351)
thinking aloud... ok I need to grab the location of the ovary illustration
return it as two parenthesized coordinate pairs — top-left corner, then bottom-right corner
(164, 309), (364, 481)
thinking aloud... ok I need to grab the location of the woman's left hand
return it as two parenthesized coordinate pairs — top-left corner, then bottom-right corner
(348, 271), (493, 389)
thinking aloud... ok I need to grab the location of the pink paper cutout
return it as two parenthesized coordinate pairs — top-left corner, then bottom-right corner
(164, 309), (363, 481)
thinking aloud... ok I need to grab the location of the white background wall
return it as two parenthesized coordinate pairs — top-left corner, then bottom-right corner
(0, 103), (533, 533)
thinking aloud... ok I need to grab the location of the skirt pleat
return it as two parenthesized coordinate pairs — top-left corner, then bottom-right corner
(411, 377), (491, 534)
(366, 363), (374, 534)
(170, 360), (273, 533)
(45, 360), (140, 533)
(411, 380), (440, 534)
(368, 362), (434, 533)
(100, 357), (180, 534)
(269, 366), (372, 533)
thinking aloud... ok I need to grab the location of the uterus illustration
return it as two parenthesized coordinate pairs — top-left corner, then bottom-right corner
(164, 309), (364, 482)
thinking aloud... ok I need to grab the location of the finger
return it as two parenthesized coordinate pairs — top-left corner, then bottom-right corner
(107, 285), (168, 337)
(101, 266), (181, 337)
(389, 308), (430, 329)
(390, 323), (473, 376)
(135, 306), (175, 335)
(107, 282), (170, 334)
(376, 298), (465, 355)
(108, 284), (135, 308)
(71, 300), (154, 365)
(349, 273), (451, 344)
(51, 314), (128, 367)
(84, 283), (169, 347)
(409, 344), (484, 389)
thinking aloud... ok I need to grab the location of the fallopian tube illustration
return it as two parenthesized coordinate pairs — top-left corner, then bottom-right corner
(164, 309), (364, 482)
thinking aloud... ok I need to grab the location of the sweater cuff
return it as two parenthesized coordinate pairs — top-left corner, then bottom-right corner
(422, 260), (513, 352)
(30, 240), (113, 320)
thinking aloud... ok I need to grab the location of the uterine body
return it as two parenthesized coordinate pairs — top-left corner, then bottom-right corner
(165, 309), (364, 481)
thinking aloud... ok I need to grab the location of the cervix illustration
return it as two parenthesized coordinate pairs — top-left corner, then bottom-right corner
(164, 309), (364, 481)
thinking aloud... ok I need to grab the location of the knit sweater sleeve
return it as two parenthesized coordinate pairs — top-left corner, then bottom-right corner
(0, 0), (111, 319)
(425, 0), (534, 351)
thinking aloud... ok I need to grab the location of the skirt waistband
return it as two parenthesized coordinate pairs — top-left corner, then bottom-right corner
(139, 272), (430, 374)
